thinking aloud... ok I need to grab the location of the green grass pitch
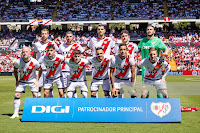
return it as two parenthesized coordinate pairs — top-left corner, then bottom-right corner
(0, 75), (200, 133)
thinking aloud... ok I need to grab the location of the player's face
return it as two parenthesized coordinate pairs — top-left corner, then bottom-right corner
(22, 47), (30, 59)
(146, 26), (155, 36)
(97, 26), (105, 36)
(73, 54), (81, 63)
(41, 31), (49, 41)
(47, 48), (55, 59)
(119, 46), (127, 58)
(66, 33), (73, 43)
(96, 49), (104, 61)
(149, 50), (157, 62)
(121, 33), (129, 43)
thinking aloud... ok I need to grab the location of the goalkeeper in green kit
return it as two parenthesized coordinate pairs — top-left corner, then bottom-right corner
(138, 24), (169, 98)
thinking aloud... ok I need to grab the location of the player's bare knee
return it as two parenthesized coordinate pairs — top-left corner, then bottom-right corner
(32, 92), (38, 97)
(14, 93), (21, 99)
(44, 90), (49, 97)
(104, 91), (110, 98)
(91, 91), (97, 98)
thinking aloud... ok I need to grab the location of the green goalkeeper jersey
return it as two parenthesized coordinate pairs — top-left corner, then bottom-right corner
(138, 37), (167, 59)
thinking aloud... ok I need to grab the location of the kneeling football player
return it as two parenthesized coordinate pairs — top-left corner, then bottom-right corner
(10, 47), (42, 119)
(65, 50), (88, 98)
(39, 44), (65, 98)
(137, 47), (171, 98)
(110, 44), (137, 98)
(87, 47), (114, 98)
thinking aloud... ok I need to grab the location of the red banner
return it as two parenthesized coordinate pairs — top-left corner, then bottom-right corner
(183, 70), (200, 75)
(176, 43), (185, 46)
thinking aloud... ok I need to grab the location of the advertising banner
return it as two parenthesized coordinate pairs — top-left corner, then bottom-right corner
(22, 98), (181, 123)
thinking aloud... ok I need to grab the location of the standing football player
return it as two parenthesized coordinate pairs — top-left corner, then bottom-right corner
(83, 24), (115, 56)
(137, 47), (171, 98)
(65, 50), (89, 98)
(87, 47), (114, 98)
(58, 31), (85, 98)
(33, 28), (59, 97)
(110, 44), (136, 98)
(39, 44), (64, 98)
(10, 47), (42, 119)
(112, 30), (138, 57)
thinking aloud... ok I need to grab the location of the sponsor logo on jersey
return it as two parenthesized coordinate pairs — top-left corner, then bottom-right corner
(32, 106), (70, 113)
(142, 46), (151, 49)
(151, 102), (171, 118)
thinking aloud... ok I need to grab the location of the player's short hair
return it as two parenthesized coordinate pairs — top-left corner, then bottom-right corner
(73, 50), (81, 55)
(47, 44), (55, 50)
(149, 47), (157, 53)
(147, 24), (156, 30)
(97, 24), (105, 29)
(119, 43), (127, 49)
(95, 47), (103, 51)
(66, 31), (73, 35)
(41, 28), (49, 34)
(120, 30), (129, 36)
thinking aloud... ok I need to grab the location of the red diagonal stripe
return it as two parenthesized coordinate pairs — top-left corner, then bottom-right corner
(29, 19), (37, 25)
(43, 19), (52, 25)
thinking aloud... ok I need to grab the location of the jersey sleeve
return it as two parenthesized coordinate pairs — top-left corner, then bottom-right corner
(111, 44), (119, 54)
(64, 58), (70, 65)
(110, 57), (116, 68)
(58, 46), (62, 54)
(33, 43), (38, 53)
(129, 58), (135, 66)
(52, 42), (59, 52)
(86, 57), (93, 63)
(87, 38), (93, 49)
(138, 59), (145, 69)
(60, 55), (65, 62)
(110, 40), (115, 49)
(84, 59), (90, 65)
(38, 56), (44, 64)
(14, 59), (20, 69)
(34, 60), (40, 69)
(158, 39), (167, 51)
(138, 39), (143, 51)
(133, 44), (139, 53)
(78, 44), (85, 53)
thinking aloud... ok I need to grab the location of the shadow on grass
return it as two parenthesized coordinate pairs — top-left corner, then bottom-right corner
(1, 113), (22, 117)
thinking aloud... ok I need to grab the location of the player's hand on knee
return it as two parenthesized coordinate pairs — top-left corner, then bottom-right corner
(111, 87), (116, 97)
(161, 78), (166, 83)
(34, 80), (39, 89)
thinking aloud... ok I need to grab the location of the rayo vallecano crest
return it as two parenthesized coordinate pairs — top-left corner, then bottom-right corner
(151, 102), (171, 118)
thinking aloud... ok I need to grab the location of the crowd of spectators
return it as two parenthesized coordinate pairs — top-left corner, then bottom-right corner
(167, 0), (200, 18)
(1, 0), (199, 21)
(172, 46), (200, 71)
(2, 0), (56, 21)
(168, 31), (200, 43)
(111, 0), (164, 19)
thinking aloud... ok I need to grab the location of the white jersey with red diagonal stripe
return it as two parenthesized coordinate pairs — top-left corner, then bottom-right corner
(65, 58), (89, 82)
(33, 41), (59, 60)
(138, 57), (169, 80)
(39, 54), (64, 79)
(58, 43), (85, 71)
(14, 57), (40, 83)
(112, 42), (138, 57)
(88, 37), (115, 56)
(87, 55), (114, 80)
(111, 55), (135, 79)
